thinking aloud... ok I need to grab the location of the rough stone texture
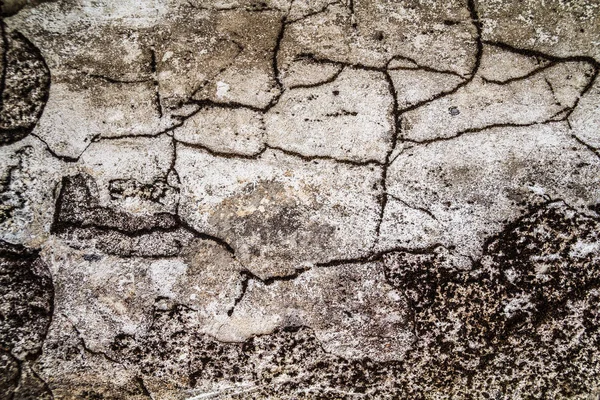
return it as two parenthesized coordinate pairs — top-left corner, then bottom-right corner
(0, 21), (50, 145)
(0, 240), (54, 399)
(176, 146), (381, 278)
(1, 0), (600, 399)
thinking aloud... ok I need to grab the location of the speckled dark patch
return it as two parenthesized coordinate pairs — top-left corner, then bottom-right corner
(52, 173), (225, 257)
(0, 240), (54, 399)
(0, 240), (54, 361)
(0, 22), (50, 145)
(97, 202), (600, 398)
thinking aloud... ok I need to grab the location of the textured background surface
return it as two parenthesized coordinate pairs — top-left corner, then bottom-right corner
(1, 0), (600, 398)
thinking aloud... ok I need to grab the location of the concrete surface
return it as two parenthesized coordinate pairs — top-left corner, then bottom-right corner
(1, 0), (600, 398)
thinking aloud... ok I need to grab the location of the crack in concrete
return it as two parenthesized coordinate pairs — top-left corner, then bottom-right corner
(227, 267), (311, 316)
(3, 1), (600, 397)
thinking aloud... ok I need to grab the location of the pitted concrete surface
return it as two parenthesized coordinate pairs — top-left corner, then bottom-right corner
(1, 0), (600, 398)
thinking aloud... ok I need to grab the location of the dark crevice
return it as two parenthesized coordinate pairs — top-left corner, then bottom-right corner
(186, 3), (279, 13)
(388, 193), (438, 221)
(175, 139), (383, 166)
(167, 136), (180, 199)
(387, 54), (467, 78)
(85, 74), (152, 84)
(187, 98), (267, 113)
(403, 119), (566, 148)
(265, 144), (383, 166)
(348, 0), (357, 29)
(287, 65), (345, 90)
(315, 243), (446, 269)
(136, 376), (153, 399)
(150, 48), (163, 118)
(481, 61), (556, 85)
(176, 139), (268, 160)
(66, 67), (153, 84)
(295, 52), (384, 73)
(227, 267), (310, 316)
(90, 130), (172, 142)
(323, 109), (358, 117)
(543, 75), (561, 106)
(273, 16), (286, 92)
(372, 70), (400, 246)
(483, 40), (600, 67)
(31, 132), (100, 163)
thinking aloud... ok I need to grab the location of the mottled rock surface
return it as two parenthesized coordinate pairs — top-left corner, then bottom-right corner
(1, 0), (600, 398)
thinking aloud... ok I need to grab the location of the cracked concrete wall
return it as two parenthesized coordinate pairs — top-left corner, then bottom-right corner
(1, 0), (600, 398)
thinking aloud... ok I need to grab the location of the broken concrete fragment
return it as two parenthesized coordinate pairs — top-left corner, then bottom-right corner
(479, 0), (600, 62)
(478, 43), (553, 83)
(389, 68), (464, 109)
(279, 0), (478, 75)
(222, 261), (414, 361)
(0, 137), (64, 247)
(32, 78), (178, 159)
(6, 1), (155, 78)
(266, 67), (393, 163)
(377, 194), (444, 251)
(52, 173), (193, 258)
(39, 238), (241, 353)
(187, 9), (283, 109)
(176, 145), (382, 278)
(78, 135), (177, 215)
(543, 61), (598, 109)
(402, 49), (595, 142)
(385, 123), (600, 259)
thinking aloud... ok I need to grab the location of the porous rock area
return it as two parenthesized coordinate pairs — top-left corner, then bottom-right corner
(1, 0), (600, 398)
